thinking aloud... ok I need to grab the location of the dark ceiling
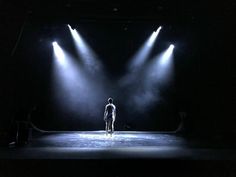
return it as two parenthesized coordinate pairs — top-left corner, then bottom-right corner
(1, 0), (233, 55)
(0, 0), (226, 56)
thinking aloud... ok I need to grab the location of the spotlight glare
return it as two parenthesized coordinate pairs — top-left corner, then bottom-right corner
(147, 26), (161, 46)
(148, 32), (158, 46)
(52, 42), (66, 65)
(52, 41), (57, 46)
(148, 26), (161, 46)
(68, 25), (103, 74)
(159, 44), (175, 65)
(128, 26), (162, 70)
(67, 24), (74, 31)
(170, 44), (175, 49)
(153, 26), (162, 33)
(156, 26), (162, 33)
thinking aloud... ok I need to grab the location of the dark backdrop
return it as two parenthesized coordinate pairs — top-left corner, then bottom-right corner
(0, 0), (235, 135)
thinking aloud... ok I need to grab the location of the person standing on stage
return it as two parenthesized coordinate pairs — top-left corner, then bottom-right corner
(104, 98), (116, 135)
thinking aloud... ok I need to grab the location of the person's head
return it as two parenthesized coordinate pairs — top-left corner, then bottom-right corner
(108, 98), (113, 104)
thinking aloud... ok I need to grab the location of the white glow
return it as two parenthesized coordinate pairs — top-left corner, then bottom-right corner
(67, 25), (84, 46)
(68, 26), (102, 74)
(52, 28), (108, 121)
(52, 41), (57, 45)
(147, 26), (162, 47)
(147, 32), (158, 47)
(71, 29), (84, 45)
(157, 26), (162, 31)
(52, 43), (106, 117)
(52, 42), (66, 66)
(67, 25), (90, 58)
(144, 43), (175, 87)
(128, 26), (162, 70)
(160, 44), (175, 65)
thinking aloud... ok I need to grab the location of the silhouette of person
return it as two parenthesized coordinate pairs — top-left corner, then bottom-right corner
(104, 98), (116, 135)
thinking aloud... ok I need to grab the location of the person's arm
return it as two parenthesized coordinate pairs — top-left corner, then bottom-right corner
(114, 105), (116, 118)
(104, 105), (107, 121)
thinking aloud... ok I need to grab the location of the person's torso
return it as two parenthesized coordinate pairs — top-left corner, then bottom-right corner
(106, 104), (115, 117)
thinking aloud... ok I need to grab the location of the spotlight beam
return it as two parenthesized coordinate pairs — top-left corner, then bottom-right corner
(159, 44), (175, 65)
(52, 42), (66, 66)
(128, 26), (162, 71)
(144, 43), (175, 87)
(147, 26), (162, 47)
(52, 41), (108, 120)
(68, 25), (102, 74)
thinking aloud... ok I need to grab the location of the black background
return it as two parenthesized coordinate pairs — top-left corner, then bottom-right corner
(0, 0), (235, 135)
(0, 0), (236, 176)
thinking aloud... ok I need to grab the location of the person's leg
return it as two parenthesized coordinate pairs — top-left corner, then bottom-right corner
(108, 120), (113, 136)
(108, 119), (114, 134)
(105, 122), (108, 135)
(111, 120), (115, 134)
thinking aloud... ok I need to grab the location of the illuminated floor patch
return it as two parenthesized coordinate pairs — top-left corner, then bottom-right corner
(28, 131), (186, 148)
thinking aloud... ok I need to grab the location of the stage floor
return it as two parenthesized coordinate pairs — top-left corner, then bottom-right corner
(1, 131), (236, 160)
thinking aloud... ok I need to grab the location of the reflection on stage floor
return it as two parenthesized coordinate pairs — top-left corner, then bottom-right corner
(1, 131), (236, 160)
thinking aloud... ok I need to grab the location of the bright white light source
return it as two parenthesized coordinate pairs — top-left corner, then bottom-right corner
(52, 42), (66, 65)
(128, 26), (162, 70)
(159, 44), (175, 65)
(147, 26), (162, 47)
(52, 41), (57, 46)
(147, 32), (158, 47)
(68, 26), (103, 74)
(155, 26), (162, 33)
